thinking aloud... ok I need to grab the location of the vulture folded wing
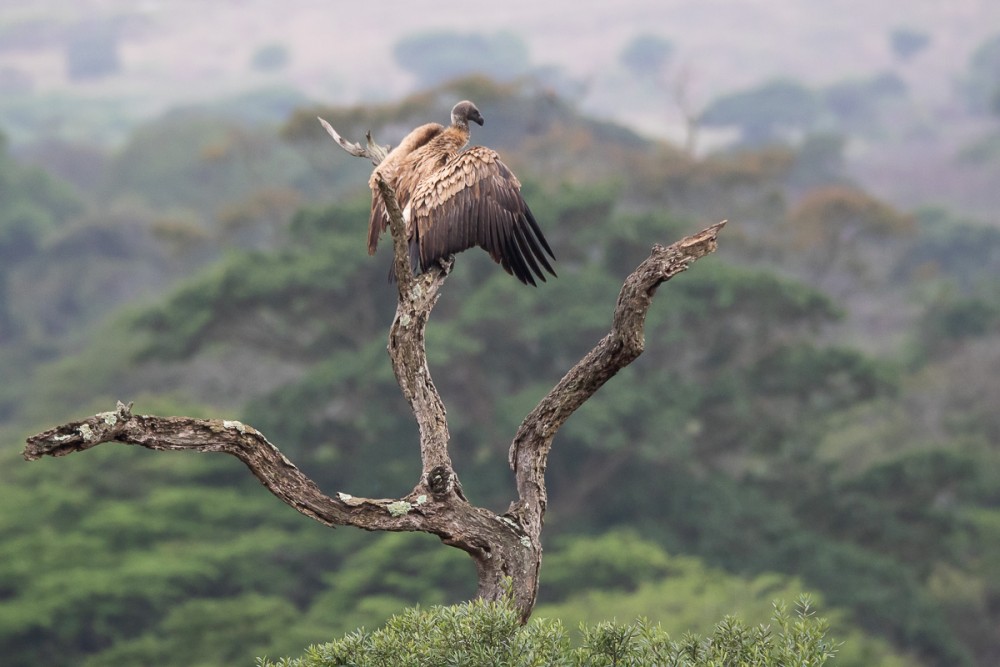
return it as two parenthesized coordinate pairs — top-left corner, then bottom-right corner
(367, 122), (444, 255)
(409, 147), (556, 285)
(367, 167), (393, 255)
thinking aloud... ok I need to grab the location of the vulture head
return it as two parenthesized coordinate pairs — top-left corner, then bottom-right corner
(451, 100), (485, 128)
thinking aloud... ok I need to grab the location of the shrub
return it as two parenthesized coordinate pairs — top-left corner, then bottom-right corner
(258, 594), (837, 667)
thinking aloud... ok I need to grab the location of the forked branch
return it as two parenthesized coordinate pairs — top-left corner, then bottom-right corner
(507, 221), (726, 539)
(23, 401), (433, 531)
(24, 116), (724, 622)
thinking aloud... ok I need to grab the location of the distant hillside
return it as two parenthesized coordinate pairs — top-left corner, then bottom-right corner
(3, 79), (1000, 666)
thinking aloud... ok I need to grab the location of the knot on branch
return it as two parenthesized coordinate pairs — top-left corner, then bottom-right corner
(113, 400), (134, 421)
(427, 465), (464, 500)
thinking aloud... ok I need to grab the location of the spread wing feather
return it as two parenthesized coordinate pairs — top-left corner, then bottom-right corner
(409, 147), (556, 285)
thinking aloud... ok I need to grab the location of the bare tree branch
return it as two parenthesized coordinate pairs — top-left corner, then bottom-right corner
(385, 250), (455, 482)
(23, 401), (430, 532)
(321, 118), (455, 483)
(23, 115), (725, 625)
(670, 62), (704, 156)
(510, 220), (727, 469)
(503, 219), (726, 606)
(22, 400), (533, 603)
(316, 116), (389, 165)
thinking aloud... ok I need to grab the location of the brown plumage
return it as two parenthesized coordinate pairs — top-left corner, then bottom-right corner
(367, 101), (555, 286)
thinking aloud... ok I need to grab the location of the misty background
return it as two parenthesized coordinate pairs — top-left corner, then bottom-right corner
(2, 1), (1000, 666)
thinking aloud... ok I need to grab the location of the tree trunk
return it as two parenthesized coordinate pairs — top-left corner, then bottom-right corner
(24, 120), (725, 621)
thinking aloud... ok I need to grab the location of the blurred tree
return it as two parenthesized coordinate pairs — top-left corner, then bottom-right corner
(65, 20), (120, 81)
(965, 33), (1000, 115)
(251, 44), (290, 72)
(0, 130), (82, 342)
(915, 295), (1000, 359)
(216, 186), (302, 248)
(889, 28), (931, 61)
(670, 63), (706, 155)
(620, 33), (674, 79)
(392, 31), (530, 87)
(701, 79), (820, 145)
(101, 110), (310, 212)
(787, 185), (915, 291)
(823, 72), (907, 135)
(901, 209), (1000, 292)
(13, 138), (108, 192)
(788, 133), (847, 189)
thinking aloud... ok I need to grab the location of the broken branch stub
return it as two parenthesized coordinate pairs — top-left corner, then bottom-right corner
(317, 116), (388, 165)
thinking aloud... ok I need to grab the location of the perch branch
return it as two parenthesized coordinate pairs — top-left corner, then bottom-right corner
(24, 399), (529, 607)
(317, 116), (388, 165)
(323, 119), (456, 490)
(384, 222), (455, 481)
(23, 401), (436, 532)
(506, 219), (727, 600)
(25, 113), (725, 625)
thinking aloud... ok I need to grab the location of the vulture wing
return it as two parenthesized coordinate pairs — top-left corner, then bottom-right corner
(367, 122), (444, 255)
(408, 147), (556, 285)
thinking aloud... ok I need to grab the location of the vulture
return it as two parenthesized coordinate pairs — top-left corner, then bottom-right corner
(367, 100), (556, 286)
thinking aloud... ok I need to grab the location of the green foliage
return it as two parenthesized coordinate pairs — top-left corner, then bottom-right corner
(902, 210), (1000, 292)
(0, 436), (473, 667)
(258, 595), (836, 667)
(208, 86), (313, 126)
(750, 344), (897, 411)
(570, 461), (970, 666)
(539, 540), (813, 634)
(83, 595), (300, 667)
(6, 84), (1000, 667)
(789, 133), (847, 188)
(801, 450), (981, 574)
(100, 109), (311, 211)
(540, 531), (673, 600)
(915, 294), (1000, 358)
(538, 534), (910, 667)
(133, 200), (380, 361)
(965, 33), (1000, 114)
(701, 80), (820, 145)
(0, 134), (83, 342)
(0, 92), (139, 145)
(0, 138), (82, 259)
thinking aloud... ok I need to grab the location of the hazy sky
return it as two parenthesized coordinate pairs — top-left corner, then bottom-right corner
(2, 0), (996, 107)
(1, 0), (998, 178)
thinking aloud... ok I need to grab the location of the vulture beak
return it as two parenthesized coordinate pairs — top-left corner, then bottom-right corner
(473, 112), (485, 127)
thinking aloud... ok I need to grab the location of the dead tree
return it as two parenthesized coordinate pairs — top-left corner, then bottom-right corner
(24, 118), (725, 621)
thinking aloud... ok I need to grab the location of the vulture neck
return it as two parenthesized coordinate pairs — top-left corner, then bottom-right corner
(429, 123), (471, 157)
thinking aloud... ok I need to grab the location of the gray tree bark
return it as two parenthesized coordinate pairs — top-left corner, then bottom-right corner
(24, 120), (725, 621)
